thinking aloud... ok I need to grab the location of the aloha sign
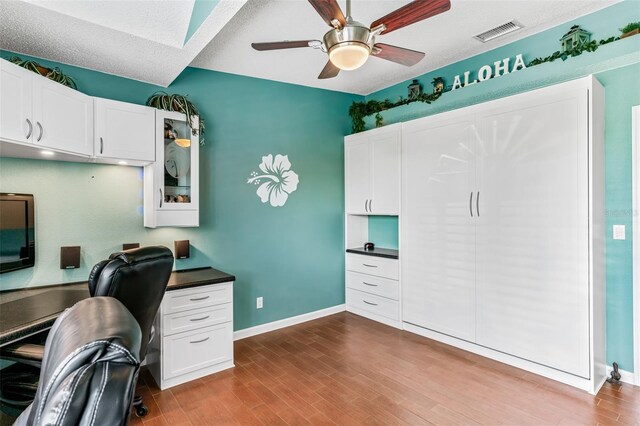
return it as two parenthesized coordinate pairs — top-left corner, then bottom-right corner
(451, 53), (527, 91)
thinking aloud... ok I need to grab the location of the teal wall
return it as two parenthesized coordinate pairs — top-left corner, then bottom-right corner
(184, 0), (220, 45)
(0, 52), (360, 331)
(368, 216), (398, 250)
(364, 1), (640, 371)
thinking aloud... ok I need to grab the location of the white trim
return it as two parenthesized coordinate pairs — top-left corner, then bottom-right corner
(606, 364), (637, 386)
(403, 322), (603, 395)
(632, 105), (640, 387)
(233, 304), (346, 341)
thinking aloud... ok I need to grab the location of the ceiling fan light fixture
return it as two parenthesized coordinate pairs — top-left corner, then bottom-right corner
(328, 42), (370, 70)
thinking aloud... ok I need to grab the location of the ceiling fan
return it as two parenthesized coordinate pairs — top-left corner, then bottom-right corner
(251, 0), (451, 79)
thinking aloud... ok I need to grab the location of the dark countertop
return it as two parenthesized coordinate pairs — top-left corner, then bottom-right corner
(0, 267), (234, 347)
(346, 247), (399, 259)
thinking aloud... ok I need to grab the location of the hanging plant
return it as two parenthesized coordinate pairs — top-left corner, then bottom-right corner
(9, 56), (77, 89)
(146, 92), (206, 145)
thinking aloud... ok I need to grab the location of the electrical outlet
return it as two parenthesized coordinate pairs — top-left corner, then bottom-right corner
(256, 297), (263, 309)
(613, 225), (626, 240)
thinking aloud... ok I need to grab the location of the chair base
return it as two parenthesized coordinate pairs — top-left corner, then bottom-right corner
(133, 394), (148, 417)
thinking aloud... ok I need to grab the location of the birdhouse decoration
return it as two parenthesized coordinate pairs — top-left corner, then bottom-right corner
(431, 77), (445, 94)
(560, 25), (591, 53)
(407, 79), (422, 100)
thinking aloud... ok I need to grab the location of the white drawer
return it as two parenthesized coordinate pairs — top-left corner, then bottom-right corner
(346, 253), (399, 280)
(346, 271), (399, 300)
(163, 283), (232, 314)
(163, 322), (233, 380)
(346, 288), (400, 321)
(163, 303), (232, 337)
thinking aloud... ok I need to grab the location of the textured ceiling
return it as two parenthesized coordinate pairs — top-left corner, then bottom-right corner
(0, 0), (248, 86)
(191, 0), (618, 95)
(0, 0), (618, 93)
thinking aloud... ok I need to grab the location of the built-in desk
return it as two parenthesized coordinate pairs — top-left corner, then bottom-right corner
(0, 267), (235, 348)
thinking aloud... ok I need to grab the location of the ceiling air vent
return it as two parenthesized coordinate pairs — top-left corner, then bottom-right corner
(474, 21), (523, 43)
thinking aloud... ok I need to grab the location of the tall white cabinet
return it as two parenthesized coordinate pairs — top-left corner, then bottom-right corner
(401, 76), (605, 393)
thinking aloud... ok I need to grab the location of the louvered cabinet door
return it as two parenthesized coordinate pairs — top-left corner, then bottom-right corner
(474, 82), (590, 378)
(401, 113), (478, 342)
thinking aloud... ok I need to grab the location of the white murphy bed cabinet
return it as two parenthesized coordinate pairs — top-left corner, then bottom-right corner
(148, 281), (234, 390)
(345, 123), (401, 215)
(0, 58), (93, 157)
(344, 76), (605, 394)
(94, 97), (156, 164)
(143, 110), (199, 228)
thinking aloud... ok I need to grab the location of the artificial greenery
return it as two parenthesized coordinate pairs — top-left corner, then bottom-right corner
(146, 92), (205, 144)
(348, 31), (622, 133)
(349, 92), (442, 133)
(528, 36), (617, 66)
(620, 22), (640, 34)
(9, 56), (77, 89)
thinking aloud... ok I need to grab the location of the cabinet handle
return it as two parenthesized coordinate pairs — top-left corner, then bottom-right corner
(368, 199), (372, 213)
(190, 295), (210, 301)
(364, 200), (368, 212)
(159, 188), (163, 208)
(469, 192), (474, 217)
(189, 337), (210, 344)
(36, 122), (43, 142)
(25, 119), (33, 139)
(100, 137), (104, 154)
(362, 264), (378, 268)
(190, 315), (210, 322)
(363, 300), (378, 306)
(476, 191), (480, 217)
(363, 282), (378, 287)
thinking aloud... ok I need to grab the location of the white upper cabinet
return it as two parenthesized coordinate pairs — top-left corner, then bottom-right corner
(94, 98), (155, 163)
(1, 58), (93, 157)
(144, 110), (199, 228)
(31, 71), (93, 156)
(0, 60), (33, 145)
(345, 123), (400, 215)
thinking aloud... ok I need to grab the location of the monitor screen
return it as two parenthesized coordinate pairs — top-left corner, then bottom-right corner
(0, 193), (35, 273)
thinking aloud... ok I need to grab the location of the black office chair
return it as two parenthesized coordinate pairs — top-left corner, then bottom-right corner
(1, 246), (174, 418)
(14, 296), (142, 426)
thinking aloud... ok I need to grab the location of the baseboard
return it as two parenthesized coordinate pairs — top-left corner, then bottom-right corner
(233, 304), (346, 341)
(606, 364), (637, 386)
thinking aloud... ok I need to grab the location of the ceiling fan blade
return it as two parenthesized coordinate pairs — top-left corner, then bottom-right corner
(251, 40), (318, 51)
(372, 43), (425, 66)
(308, 0), (346, 28)
(318, 60), (340, 79)
(371, 0), (451, 35)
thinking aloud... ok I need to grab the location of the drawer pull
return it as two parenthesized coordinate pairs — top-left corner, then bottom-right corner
(362, 282), (378, 287)
(189, 315), (210, 322)
(363, 300), (378, 306)
(190, 296), (210, 301)
(362, 264), (378, 268)
(189, 337), (210, 344)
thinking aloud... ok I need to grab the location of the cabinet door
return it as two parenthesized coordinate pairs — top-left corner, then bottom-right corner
(32, 75), (93, 155)
(370, 127), (400, 214)
(345, 139), (371, 214)
(401, 113), (478, 342)
(0, 60), (33, 144)
(475, 83), (590, 378)
(94, 98), (155, 162)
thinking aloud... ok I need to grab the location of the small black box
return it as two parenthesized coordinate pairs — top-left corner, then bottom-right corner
(60, 246), (81, 269)
(174, 240), (190, 259)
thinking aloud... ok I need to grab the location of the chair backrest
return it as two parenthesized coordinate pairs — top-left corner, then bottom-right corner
(14, 297), (141, 426)
(87, 246), (174, 359)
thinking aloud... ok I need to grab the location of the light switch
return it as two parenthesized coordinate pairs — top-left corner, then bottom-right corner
(613, 225), (626, 240)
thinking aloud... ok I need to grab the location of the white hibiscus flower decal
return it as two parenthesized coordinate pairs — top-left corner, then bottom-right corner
(247, 154), (299, 207)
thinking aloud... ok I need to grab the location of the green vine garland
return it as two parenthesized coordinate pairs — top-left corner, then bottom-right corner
(348, 31), (624, 133)
(9, 56), (77, 89)
(146, 92), (206, 145)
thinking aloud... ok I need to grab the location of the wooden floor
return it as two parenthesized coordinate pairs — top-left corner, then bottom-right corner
(131, 312), (640, 426)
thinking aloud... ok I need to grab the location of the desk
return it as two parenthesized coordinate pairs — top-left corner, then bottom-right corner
(0, 267), (235, 348)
